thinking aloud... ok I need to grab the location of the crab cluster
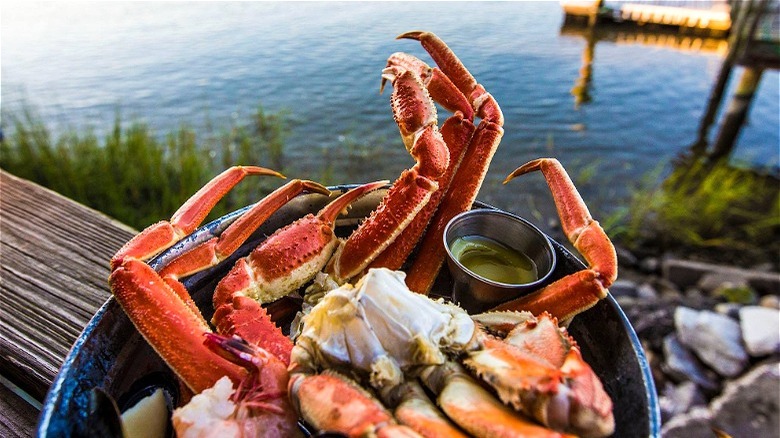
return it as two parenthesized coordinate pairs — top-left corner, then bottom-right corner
(109, 31), (618, 437)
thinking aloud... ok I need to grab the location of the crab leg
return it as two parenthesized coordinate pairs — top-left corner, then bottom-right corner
(492, 158), (617, 322)
(383, 379), (468, 438)
(111, 166), (284, 270)
(158, 179), (331, 280)
(400, 31), (505, 294)
(421, 362), (571, 438)
(109, 259), (246, 394)
(330, 69), (450, 282)
(289, 371), (421, 438)
(213, 181), (387, 352)
(369, 55), (477, 271)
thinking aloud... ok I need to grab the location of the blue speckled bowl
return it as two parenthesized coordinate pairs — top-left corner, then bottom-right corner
(37, 186), (660, 437)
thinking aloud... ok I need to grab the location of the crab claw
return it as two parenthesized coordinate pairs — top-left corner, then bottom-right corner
(109, 259), (245, 394)
(111, 166), (284, 270)
(493, 158), (617, 322)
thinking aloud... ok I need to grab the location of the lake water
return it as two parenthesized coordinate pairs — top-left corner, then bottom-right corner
(3, 2), (778, 224)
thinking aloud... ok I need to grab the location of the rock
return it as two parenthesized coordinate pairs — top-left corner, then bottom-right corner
(609, 279), (638, 298)
(697, 271), (749, 296)
(683, 288), (709, 309)
(714, 302), (742, 320)
(760, 294), (780, 309)
(630, 306), (675, 349)
(662, 335), (719, 391)
(659, 394), (676, 424)
(675, 307), (749, 378)
(638, 256), (660, 274)
(752, 262), (775, 272)
(740, 306), (780, 357)
(637, 283), (659, 300)
(662, 258), (780, 295)
(655, 277), (683, 299)
(661, 406), (713, 438)
(661, 381), (707, 421)
(710, 362), (780, 437)
(615, 245), (638, 268)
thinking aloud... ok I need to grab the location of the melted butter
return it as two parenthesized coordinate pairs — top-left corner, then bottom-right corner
(450, 235), (537, 284)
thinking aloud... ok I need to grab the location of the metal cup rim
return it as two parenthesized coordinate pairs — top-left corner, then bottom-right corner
(442, 208), (557, 289)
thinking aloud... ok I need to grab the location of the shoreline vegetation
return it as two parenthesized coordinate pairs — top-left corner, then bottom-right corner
(1, 105), (778, 269)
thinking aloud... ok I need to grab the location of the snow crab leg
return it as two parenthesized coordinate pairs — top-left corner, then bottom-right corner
(328, 66), (450, 282)
(110, 168), (385, 393)
(393, 31), (505, 295)
(491, 158), (618, 322)
(331, 31), (505, 287)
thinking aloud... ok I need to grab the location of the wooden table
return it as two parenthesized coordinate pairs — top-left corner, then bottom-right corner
(0, 170), (136, 437)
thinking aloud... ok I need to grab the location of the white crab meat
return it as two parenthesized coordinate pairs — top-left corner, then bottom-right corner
(172, 376), (243, 438)
(294, 268), (476, 388)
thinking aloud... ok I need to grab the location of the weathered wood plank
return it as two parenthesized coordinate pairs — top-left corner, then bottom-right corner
(0, 170), (136, 408)
(0, 383), (39, 438)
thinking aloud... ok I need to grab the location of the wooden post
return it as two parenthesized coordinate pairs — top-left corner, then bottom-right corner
(690, 0), (754, 155)
(709, 66), (765, 161)
(589, 0), (604, 27)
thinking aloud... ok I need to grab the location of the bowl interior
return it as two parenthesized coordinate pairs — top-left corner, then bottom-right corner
(444, 209), (556, 285)
(38, 186), (660, 437)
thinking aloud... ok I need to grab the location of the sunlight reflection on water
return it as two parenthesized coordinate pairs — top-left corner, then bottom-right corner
(3, 2), (778, 225)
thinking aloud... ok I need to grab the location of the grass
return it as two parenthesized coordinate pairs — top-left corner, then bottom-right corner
(609, 156), (780, 266)
(1, 105), (289, 230)
(3, 106), (778, 267)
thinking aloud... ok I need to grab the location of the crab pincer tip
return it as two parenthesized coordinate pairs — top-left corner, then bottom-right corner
(245, 166), (286, 180)
(503, 159), (544, 184)
(396, 31), (425, 41)
(302, 180), (332, 197)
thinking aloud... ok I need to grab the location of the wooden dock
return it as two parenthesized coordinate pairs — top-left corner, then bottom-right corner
(0, 170), (136, 436)
(562, 1), (732, 35)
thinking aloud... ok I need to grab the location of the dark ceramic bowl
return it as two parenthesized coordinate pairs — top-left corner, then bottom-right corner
(37, 186), (660, 437)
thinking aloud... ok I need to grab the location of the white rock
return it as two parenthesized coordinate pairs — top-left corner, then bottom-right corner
(740, 306), (780, 357)
(675, 307), (749, 378)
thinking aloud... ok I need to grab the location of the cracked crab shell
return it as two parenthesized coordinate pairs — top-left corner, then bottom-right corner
(294, 268), (476, 388)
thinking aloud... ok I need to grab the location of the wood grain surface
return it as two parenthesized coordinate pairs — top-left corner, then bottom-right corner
(0, 170), (137, 435)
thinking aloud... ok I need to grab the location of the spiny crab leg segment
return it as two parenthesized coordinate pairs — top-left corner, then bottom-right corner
(401, 31), (505, 294)
(111, 165), (284, 270)
(330, 69), (450, 282)
(493, 158), (618, 322)
(212, 181), (388, 355)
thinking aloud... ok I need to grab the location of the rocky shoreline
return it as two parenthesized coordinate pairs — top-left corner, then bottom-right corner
(612, 247), (780, 437)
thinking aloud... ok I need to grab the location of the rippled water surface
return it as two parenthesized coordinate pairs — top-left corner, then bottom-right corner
(3, 2), (778, 221)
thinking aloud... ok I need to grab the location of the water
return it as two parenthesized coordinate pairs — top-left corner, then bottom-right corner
(3, 2), (778, 224)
